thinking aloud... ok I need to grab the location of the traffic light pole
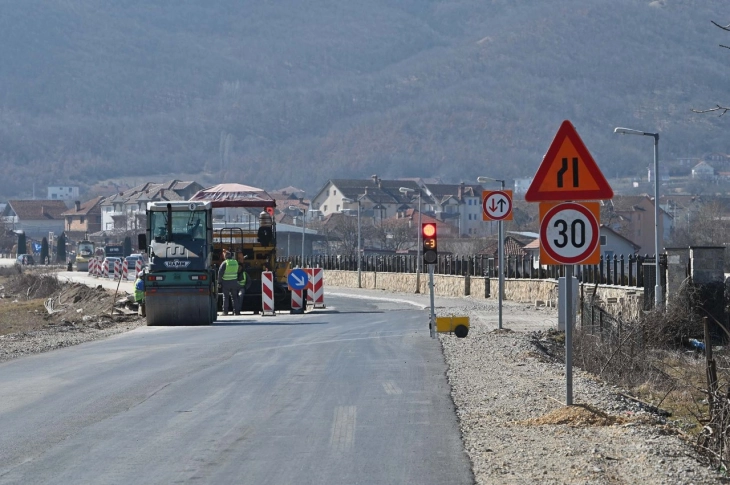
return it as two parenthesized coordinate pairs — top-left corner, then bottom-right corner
(429, 264), (435, 338)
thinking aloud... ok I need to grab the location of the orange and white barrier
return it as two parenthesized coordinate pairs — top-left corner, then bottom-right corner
(113, 259), (121, 279)
(134, 259), (143, 276)
(261, 271), (275, 315)
(307, 267), (325, 308)
(102, 259), (109, 278)
(122, 259), (129, 280)
(290, 289), (304, 312)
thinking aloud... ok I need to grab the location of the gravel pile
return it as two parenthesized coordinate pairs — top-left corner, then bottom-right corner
(440, 298), (724, 485)
(0, 317), (144, 363)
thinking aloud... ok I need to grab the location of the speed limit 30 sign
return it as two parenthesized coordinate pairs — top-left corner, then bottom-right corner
(539, 202), (600, 265)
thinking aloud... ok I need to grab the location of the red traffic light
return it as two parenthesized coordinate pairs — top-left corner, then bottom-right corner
(422, 223), (436, 238)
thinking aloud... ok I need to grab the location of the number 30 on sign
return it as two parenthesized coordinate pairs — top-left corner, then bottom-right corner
(539, 201), (600, 265)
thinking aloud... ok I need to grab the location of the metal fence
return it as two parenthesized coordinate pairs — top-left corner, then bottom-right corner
(283, 253), (662, 289)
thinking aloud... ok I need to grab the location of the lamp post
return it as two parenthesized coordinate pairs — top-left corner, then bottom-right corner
(341, 196), (362, 288)
(477, 176), (505, 330)
(288, 205), (306, 265)
(399, 187), (422, 294)
(614, 127), (662, 309)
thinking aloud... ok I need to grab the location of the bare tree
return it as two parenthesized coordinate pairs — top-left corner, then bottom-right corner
(692, 21), (730, 116)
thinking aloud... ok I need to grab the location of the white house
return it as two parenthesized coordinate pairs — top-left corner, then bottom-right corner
(48, 186), (80, 200)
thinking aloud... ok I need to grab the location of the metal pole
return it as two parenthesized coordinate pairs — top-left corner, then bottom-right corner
(301, 212), (306, 264)
(565, 264), (573, 405)
(357, 200), (362, 288)
(498, 180), (505, 330)
(653, 134), (662, 309)
(429, 264), (435, 338)
(416, 194), (421, 294)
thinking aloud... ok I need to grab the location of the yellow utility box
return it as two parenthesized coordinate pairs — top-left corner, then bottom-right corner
(435, 315), (469, 338)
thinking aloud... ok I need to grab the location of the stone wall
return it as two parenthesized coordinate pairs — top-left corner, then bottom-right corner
(324, 270), (644, 317)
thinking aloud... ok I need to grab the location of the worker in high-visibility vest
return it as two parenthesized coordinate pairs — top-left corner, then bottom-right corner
(218, 250), (240, 315)
(134, 271), (146, 317)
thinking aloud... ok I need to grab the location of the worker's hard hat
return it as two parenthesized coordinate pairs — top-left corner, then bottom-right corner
(137, 271), (143, 278)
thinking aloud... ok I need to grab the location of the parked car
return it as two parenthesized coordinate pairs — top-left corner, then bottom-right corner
(102, 257), (122, 273)
(125, 254), (147, 273)
(15, 254), (35, 266)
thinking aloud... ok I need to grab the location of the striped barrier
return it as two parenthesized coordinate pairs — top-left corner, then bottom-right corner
(307, 267), (325, 308)
(113, 259), (121, 279)
(135, 259), (143, 277)
(290, 289), (304, 313)
(95, 257), (102, 277)
(103, 259), (109, 278)
(122, 259), (129, 280)
(261, 271), (275, 315)
(87, 259), (93, 276)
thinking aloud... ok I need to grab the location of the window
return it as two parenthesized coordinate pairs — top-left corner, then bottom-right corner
(600, 235), (607, 245)
(324, 205), (328, 212)
(336, 204), (340, 212)
(80, 216), (85, 224)
(326, 190), (329, 197)
(334, 190), (337, 195)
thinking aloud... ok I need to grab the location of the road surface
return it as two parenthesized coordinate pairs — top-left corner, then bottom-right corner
(0, 293), (473, 484)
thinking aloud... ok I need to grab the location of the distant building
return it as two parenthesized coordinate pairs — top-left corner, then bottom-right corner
(48, 186), (80, 200)
(514, 178), (532, 195)
(1, 200), (68, 239)
(691, 161), (715, 179)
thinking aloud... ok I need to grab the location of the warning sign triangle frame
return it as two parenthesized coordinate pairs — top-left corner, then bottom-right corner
(525, 120), (614, 202)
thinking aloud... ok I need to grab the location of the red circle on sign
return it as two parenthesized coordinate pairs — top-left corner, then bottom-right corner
(482, 190), (512, 221)
(540, 202), (599, 264)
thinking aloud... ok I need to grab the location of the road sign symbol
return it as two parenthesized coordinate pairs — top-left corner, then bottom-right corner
(482, 190), (513, 221)
(287, 268), (309, 290)
(539, 202), (600, 265)
(525, 120), (614, 202)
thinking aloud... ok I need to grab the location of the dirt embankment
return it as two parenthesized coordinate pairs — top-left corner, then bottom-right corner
(0, 269), (144, 362)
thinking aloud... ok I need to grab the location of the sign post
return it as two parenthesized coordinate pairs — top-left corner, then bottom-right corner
(525, 120), (613, 406)
(482, 189), (513, 330)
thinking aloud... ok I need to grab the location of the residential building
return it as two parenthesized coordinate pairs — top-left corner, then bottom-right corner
(1, 200), (68, 239)
(691, 161), (715, 179)
(524, 226), (639, 268)
(99, 180), (204, 232)
(311, 176), (427, 224)
(421, 182), (485, 237)
(311, 176), (486, 237)
(61, 197), (105, 243)
(603, 195), (672, 255)
(48, 186), (80, 200)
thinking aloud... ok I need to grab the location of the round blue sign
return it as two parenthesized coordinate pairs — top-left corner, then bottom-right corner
(288, 268), (309, 290)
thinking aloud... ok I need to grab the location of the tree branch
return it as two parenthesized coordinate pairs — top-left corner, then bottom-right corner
(691, 105), (730, 116)
(711, 20), (730, 31)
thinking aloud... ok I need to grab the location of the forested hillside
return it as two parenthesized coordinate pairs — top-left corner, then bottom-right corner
(0, 0), (728, 197)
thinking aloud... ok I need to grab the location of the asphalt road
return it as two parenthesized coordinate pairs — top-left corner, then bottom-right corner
(0, 294), (473, 484)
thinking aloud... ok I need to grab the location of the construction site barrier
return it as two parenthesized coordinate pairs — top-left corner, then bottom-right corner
(113, 259), (121, 279)
(261, 271), (275, 315)
(122, 259), (129, 280)
(290, 289), (304, 313)
(103, 259), (109, 279)
(307, 268), (325, 308)
(135, 259), (143, 277)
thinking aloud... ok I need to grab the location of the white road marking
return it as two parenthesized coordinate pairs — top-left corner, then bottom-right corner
(382, 380), (402, 395)
(329, 406), (357, 453)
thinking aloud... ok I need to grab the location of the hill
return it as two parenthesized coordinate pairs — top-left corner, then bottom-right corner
(0, 0), (728, 197)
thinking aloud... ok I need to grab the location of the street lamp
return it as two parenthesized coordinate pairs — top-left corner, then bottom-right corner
(477, 176), (505, 330)
(614, 127), (662, 309)
(341, 196), (362, 288)
(288, 205), (306, 265)
(399, 187), (422, 294)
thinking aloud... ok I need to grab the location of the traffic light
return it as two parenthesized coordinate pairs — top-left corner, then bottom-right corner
(422, 223), (438, 264)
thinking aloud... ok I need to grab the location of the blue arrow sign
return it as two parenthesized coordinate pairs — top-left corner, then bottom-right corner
(288, 268), (309, 290)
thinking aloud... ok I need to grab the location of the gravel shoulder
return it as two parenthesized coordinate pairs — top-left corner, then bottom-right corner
(329, 286), (727, 485)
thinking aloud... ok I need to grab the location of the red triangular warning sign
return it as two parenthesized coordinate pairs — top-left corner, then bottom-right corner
(525, 120), (613, 202)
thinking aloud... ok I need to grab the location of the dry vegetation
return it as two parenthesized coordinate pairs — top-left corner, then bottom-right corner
(0, 267), (139, 338)
(548, 281), (730, 473)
